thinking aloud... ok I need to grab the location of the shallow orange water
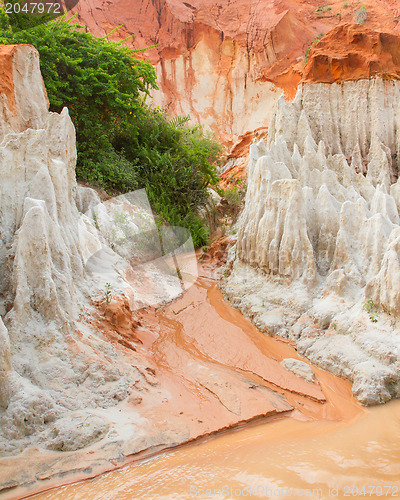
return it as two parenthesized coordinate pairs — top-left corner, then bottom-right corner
(32, 271), (400, 500)
(34, 399), (400, 499)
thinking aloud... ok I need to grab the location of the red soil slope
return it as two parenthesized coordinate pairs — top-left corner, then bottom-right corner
(302, 23), (400, 83)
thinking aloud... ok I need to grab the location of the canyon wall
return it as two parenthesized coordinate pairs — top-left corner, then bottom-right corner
(72, 0), (400, 145)
(223, 73), (400, 405)
(0, 44), (146, 458)
(0, 44), (334, 497)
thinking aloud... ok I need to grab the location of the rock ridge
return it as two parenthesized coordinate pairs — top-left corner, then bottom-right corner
(302, 23), (400, 84)
(223, 76), (400, 405)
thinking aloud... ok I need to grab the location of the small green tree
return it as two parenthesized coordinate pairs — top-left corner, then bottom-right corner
(0, 9), (157, 173)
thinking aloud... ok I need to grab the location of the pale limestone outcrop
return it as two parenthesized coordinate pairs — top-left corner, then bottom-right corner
(0, 45), (49, 139)
(0, 45), (138, 455)
(281, 358), (315, 384)
(223, 78), (400, 405)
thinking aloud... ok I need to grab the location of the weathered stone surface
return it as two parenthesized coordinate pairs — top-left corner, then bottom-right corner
(71, 1), (400, 145)
(45, 413), (110, 452)
(281, 358), (315, 383)
(0, 45), (136, 459)
(223, 78), (400, 405)
(1, 45), (333, 497)
(303, 24), (400, 84)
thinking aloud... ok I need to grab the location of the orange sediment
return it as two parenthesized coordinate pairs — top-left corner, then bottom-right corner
(27, 268), (372, 500)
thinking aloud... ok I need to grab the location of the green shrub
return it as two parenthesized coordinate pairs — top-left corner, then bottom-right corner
(363, 299), (379, 323)
(316, 5), (332, 14)
(104, 283), (112, 304)
(223, 181), (247, 206)
(113, 109), (221, 246)
(0, 9), (157, 162)
(78, 149), (139, 193)
(0, 6), (222, 247)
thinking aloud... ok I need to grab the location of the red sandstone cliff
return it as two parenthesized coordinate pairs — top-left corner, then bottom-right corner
(72, 0), (400, 144)
(220, 23), (400, 183)
(302, 23), (400, 83)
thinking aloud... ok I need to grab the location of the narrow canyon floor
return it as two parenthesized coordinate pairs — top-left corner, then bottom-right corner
(11, 257), (388, 500)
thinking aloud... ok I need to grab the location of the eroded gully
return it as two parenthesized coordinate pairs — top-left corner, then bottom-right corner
(32, 268), (400, 500)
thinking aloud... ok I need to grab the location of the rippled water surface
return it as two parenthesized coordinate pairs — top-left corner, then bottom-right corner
(35, 399), (400, 499)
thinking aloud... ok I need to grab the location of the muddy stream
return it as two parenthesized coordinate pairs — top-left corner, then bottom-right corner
(31, 271), (400, 500)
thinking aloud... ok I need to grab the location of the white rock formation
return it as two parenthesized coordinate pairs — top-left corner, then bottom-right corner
(223, 78), (400, 405)
(280, 358), (315, 384)
(0, 45), (191, 457)
(0, 45), (123, 454)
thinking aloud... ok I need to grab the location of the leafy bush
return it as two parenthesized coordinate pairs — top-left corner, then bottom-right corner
(219, 176), (247, 223)
(363, 299), (379, 323)
(0, 10), (157, 161)
(0, 6), (222, 246)
(80, 149), (139, 193)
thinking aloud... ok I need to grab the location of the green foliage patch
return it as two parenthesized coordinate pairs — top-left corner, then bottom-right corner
(0, 6), (222, 247)
(363, 299), (379, 323)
